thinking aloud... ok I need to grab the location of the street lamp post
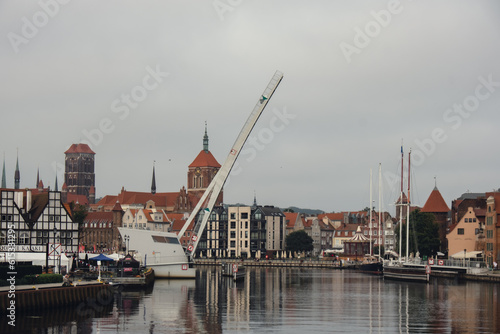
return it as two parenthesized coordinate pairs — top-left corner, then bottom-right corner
(54, 227), (60, 274)
(124, 235), (130, 254)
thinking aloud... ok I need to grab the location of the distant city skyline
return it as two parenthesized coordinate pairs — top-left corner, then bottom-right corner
(1, 1), (499, 213)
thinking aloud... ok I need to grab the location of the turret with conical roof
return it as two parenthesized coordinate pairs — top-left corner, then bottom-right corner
(422, 181), (450, 253)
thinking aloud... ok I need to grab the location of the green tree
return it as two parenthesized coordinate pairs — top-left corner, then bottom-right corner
(285, 230), (313, 253)
(395, 209), (440, 257)
(373, 245), (385, 256)
(70, 202), (88, 243)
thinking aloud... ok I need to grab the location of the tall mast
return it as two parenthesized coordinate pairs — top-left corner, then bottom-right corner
(369, 168), (373, 255)
(378, 163), (382, 258)
(399, 142), (403, 260)
(406, 149), (411, 260)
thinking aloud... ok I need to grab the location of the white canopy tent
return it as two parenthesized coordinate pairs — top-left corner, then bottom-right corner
(450, 250), (483, 259)
(1, 252), (71, 272)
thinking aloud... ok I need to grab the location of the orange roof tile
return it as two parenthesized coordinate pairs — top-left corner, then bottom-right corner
(188, 150), (221, 168)
(318, 213), (344, 221)
(171, 219), (191, 232)
(421, 187), (450, 213)
(284, 212), (299, 228)
(85, 211), (113, 222)
(65, 143), (95, 154)
(66, 193), (89, 205)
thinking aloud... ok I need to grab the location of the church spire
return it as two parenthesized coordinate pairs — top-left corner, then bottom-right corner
(151, 161), (156, 195)
(14, 149), (20, 189)
(36, 167), (40, 188)
(252, 191), (257, 208)
(1, 153), (6, 188)
(55, 174), (59, 191)
(203, 122), (209, 153)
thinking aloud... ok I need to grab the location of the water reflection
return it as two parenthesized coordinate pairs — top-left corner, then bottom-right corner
(10, 268), (500, 333)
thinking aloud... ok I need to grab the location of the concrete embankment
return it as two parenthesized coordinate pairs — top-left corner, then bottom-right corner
(193, 259), (500, 282)
(0, 281), (114, 313)
(194, 258), (349, 269)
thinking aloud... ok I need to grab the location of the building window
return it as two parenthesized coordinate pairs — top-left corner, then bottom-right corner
(230, 213), (236, 219)
(487, 217), (493, 226)
(241, 212), (248, 219)
(18, 232), (29, 244)
(230, 221), (236, 229)
(487, 230), (493, 239)
(457, 228), (464, 235)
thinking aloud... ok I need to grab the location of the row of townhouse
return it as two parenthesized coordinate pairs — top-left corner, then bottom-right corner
(0, 189), (79, 257)
(284, 210), (395, 257)
(83, 203), (287, 258)
(446, 191), (500, 265)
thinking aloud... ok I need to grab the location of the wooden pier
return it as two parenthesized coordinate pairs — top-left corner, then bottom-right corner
(0, 281), (114, 313)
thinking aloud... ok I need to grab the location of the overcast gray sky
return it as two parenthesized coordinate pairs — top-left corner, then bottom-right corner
(1, 1), (500, 214)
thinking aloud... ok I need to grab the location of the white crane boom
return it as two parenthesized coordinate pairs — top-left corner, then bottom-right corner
(178, 71), (284, 255)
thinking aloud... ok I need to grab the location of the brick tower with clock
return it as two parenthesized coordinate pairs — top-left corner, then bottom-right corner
(187, 124), (223, 205)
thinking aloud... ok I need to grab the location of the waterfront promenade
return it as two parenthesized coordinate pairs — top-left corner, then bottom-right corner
(193, 258), (500, 282)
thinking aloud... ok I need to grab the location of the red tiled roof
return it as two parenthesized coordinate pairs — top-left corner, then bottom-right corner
(421, 187), (450, 213)
(66, 193), (89, 205)
(96, 190), (180, 208)
(188, 150), (221, 168)
(166, 213), (186, 221)
(111, 201), (123, 212)
(284, 212), (299, 228)
(65, 143), (95, 154)
(171, 219), (191, 232)
(84, 211), (113, 222)
(318, 213), (344, 221)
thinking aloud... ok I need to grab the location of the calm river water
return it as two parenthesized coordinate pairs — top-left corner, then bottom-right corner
(6, 267), (500, 333)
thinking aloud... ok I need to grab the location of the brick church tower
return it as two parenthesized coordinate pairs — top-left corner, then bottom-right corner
(64, 143), (96, 203)
(187, 124), (223, 205)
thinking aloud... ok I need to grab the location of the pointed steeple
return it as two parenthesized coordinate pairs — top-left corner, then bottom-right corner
(253, 191), (257, 208)
(1, 153), (6, 188)
(151, 161), (156, 195)
(203, 122), (209, 153)
(14, 149), (20, 189)
(36, 168), (40, 188)
(54, 174), (58, 191)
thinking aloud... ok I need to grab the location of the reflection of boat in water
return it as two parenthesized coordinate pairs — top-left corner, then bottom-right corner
(359, 255), (383, 275)
(221, 262), (245, 281)
(118, 228), (196, 279)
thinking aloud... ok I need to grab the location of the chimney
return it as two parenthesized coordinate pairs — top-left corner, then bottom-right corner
(14, 191), (23, 209)
(26, 189), (32, 212)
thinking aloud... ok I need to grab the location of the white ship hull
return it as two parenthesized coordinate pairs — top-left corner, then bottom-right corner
(118, 228), (196, 279)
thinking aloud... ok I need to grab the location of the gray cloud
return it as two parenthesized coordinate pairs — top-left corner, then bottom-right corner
(1, 0), (499, 214)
